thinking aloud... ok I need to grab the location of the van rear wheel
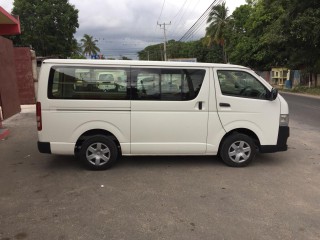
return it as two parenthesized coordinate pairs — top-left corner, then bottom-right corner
(220, 133), (256, 167)
(79, 135), (118, 170)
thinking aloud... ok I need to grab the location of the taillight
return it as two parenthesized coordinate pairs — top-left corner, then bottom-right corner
(36, 102), (42, 131)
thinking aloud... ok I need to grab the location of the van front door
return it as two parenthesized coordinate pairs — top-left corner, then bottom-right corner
(130, 67), (209, 155)
(214, 69), (281, 146)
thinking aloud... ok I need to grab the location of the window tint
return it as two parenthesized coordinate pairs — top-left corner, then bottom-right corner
(132, 68), (205, 101)
(217, 70), (268, 99)
(48, 67), (129, 100)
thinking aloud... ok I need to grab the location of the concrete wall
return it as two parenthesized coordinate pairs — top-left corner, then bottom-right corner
(31, 51), (38, 99)
(14, 47), (36, 104)
(0, 37), (21, 120)
(255, 71), (271, 83)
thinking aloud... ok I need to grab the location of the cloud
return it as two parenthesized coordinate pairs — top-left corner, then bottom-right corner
(70, 0), (218, 58)
(1, 0), (246, 58)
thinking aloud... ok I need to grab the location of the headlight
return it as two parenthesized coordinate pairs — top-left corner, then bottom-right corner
(280, 114), (289, 126)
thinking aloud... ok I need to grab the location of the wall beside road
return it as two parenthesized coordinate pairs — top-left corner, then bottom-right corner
(14, 47), (36, 104)
(0, 36), (21, 120)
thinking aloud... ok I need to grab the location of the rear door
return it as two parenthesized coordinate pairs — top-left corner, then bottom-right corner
(214, 68), (280, 146)
(130, 66), (209, 155)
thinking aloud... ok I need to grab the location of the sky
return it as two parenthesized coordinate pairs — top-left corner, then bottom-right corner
(1, 0), (246, 59)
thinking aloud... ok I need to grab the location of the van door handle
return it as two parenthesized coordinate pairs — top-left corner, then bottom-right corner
(219, 103), (231, 107)
(198, 101), (203, 110)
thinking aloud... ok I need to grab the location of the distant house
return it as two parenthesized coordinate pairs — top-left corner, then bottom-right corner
(271, 67), (290, 86)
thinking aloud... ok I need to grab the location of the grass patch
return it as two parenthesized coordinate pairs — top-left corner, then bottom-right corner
(281, 86), (320, 96)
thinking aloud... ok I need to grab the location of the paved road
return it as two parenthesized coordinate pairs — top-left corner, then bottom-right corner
(0, 103), (320, 240)
(280, 92), (320, 129)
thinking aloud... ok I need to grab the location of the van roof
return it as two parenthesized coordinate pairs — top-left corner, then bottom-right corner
(42, 59), (249, 69)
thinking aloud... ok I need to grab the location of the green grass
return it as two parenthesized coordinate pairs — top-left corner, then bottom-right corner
(281, 86), (320, 96)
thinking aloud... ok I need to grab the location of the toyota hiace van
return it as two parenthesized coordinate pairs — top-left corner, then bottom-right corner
(37, 60), (289, 170)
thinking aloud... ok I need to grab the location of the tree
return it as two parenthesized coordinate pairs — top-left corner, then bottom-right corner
(120, 56), (132, 60)
(224, 0), (320, 78)
(224, 5), (254, 66)
(70, 39), (86, 59)
(138, 39), (223, 63)
(12, 0), (79, 57)
(281, 0), (320, 86)
(206, 2), (230, 63)
(224, 0), (289, 69)
(80, 34), (100, 57)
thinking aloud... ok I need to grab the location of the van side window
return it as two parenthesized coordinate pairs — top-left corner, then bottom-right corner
(217, 70), (268, 100)
(135, 69), (161, 100)
(131, 68), (205, 101)
(48, 67), (129, 100)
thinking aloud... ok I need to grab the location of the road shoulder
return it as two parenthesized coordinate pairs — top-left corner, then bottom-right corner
(279, 91), (320, 99)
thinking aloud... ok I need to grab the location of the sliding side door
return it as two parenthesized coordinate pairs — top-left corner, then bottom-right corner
(130, 66), (209, 155)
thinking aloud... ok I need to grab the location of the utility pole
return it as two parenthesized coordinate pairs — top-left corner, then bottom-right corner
(157, 21), (171, 61)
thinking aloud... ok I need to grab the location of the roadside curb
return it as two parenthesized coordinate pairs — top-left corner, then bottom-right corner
(279, 91), (320, 100)
(1, 105), (36, 136)
(21, 104), (36, 113)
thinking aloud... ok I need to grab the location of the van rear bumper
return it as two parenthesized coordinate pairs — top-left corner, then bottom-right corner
(259, 126), (290, 153)
(38, 141), (51, 154)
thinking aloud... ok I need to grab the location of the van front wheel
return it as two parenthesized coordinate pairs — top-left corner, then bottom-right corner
(220, 133), (256, 167)
(79, 135), (118, 170)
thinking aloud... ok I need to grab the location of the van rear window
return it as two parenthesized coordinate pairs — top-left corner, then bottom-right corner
(48, 67), (130, 100)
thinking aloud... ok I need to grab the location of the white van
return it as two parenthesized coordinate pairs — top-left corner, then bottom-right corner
(37, 59), (289, 170)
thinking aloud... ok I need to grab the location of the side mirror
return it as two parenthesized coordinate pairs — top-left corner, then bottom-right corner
(269, 88), (278, 101)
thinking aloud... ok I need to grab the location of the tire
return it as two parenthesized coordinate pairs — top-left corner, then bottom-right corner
(79, 135), (118, 170)
(220, 133), (256, 167)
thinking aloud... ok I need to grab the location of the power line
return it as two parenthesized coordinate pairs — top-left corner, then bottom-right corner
(178, 0), (223, 42)
(171, 0), (188, 21)
(158, 0), (166, 22)
(189, 0), (225, 41)
(178, 0), (216, 41)
(169, 0), (193, 39)
(163, 0), (191, 41)
(167, 0), (213, 41)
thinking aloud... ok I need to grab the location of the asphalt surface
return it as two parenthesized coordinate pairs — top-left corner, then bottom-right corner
(0, 98), (320, 240)
(280, 92), (320, 129)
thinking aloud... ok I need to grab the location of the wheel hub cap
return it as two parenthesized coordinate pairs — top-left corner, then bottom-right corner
(228, 141), (251, 163)
(86, 142), (111, 166)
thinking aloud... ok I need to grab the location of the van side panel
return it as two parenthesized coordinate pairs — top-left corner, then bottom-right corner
(40, 110), (130, 155)
(131, 111), (208, 155)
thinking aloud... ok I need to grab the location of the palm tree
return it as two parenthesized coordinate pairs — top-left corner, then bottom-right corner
(70, 39), (86, 59)
(80, 34), (100, 57)
(206, 2), (229, 63)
